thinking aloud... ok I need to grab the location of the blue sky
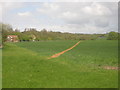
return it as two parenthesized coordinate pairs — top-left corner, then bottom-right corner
(0, 1), (118, 33)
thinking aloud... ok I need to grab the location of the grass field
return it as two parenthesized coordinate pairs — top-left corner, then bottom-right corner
(3, 40), (118, 88)
(0, 48), (2, 89)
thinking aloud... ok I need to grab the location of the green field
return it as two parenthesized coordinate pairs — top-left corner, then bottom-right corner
(0, 48), (2, 89)
(3, 40), (118, 88)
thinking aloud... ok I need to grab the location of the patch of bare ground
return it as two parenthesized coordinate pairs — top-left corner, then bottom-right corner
(103, 66), (119, 70)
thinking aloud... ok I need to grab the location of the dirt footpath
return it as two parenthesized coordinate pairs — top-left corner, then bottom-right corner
(48, 41), (80, 59)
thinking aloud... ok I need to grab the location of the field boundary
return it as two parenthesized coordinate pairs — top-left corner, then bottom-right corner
(48, 41), (81, 59)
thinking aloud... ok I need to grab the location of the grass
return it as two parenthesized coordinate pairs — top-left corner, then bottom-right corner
(2, 40), (118, 88)
(0, 48), (2, 89)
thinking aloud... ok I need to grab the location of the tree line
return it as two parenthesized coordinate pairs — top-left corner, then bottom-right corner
(0, 23), (119, 44)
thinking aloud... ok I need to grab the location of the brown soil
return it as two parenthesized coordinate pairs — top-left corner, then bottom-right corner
(48, 41), (80, 59)
(103, 66), (119, 70)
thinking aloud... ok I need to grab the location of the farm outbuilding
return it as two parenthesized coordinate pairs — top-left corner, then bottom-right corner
(7, 35), (19, 42)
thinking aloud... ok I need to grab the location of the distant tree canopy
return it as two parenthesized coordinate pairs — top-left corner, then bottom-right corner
(0, 23), (119, 43)
(0, 23), (14, 43)
(107, 31), (118, 40)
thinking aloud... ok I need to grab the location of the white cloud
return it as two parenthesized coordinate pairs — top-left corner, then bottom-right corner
(0, 2), (24, 20)
(0, 0), (119, 2)
(0, 2), (3, 21)
(37, 2), (60, 15)
(1, 2), (24, 9)
(37, 2), (59, 12)
(54, 0), (119, 2)
(61, 11), (78, 19)
(82, 3), (112, 16)
(35, 24), (112, 34)
(36, 2), (118, 33)
(2, 2), (118, 33)
(44, 3), (59, 11)
(18, 12), (31, 16)
(37, 2), (114, 24)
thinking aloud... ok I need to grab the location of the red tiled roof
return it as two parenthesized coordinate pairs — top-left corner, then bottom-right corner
(7, 35), (18, 37)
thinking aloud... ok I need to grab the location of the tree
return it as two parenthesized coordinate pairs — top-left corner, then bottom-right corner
(0, 23), (13, 42)
(107, 31), (118, 40)
(15, 28), (20, 32)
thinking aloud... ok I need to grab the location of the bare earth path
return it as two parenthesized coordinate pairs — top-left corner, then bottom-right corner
(103, 66), (119, 70)
(48, 41), (81, 59)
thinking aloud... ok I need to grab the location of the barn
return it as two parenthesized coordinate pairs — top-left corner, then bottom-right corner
(7, 35), (19, 42)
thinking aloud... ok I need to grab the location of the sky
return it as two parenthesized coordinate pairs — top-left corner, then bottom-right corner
(0, 0), (118, 34)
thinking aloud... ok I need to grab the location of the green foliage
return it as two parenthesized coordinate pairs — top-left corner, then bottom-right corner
(1, 23), (119, 42)
(118, 33), (120, 40)
(107, 31), (118, 40)
(0, 23), (108, 42)
(0, 23), (13, 42)
(0, 24), (1, 39)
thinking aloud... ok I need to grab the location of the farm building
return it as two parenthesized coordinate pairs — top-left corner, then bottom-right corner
(7, 35), (19, 42)
(31, 35), (36, 41)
